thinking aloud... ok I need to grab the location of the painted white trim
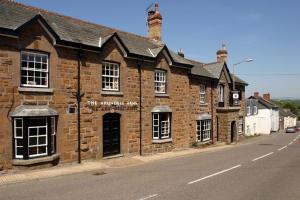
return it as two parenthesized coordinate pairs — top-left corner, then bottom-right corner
(98, 37), (102, 47)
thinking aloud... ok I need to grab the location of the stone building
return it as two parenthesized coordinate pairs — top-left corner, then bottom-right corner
(0, 1), (247, 170)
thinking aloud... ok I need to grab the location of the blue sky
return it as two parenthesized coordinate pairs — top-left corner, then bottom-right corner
(18, 0), (300, 99)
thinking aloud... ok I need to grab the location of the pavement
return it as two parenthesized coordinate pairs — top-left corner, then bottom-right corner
(0, 134), (264, 186)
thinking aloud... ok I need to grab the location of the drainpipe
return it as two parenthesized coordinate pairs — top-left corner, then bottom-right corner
(76, 46), (83, 164)
(138, 60), (143, 156)
(211, 80), (214, 143)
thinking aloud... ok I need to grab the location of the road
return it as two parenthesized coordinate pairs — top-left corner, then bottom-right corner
(1, 132), (300, 200)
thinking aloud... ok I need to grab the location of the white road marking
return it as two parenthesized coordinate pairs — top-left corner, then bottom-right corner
(138, 194), (158, 200)
(278, 146), (287, 151)
(252, 152), (274, 162)
(288, 142), (293, 145)
(293, 139), (297, 142)
(188, 165), (241, 185)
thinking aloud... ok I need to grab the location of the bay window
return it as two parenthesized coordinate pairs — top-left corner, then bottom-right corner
(153, 112), (171, 140)
(196, 120), (211, 142)
(13, 117), (56, 159)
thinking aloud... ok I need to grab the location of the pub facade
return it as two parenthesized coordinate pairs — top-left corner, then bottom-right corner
(0, 1), (247, 170)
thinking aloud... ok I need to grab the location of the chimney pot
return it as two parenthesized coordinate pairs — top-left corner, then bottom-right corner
(216, 43), (228, 63)
(178, 48), (184, 57)
(263, 93), (271, 102)
(147, 3), (162, 41)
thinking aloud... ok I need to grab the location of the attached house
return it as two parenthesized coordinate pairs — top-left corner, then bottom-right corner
(0, 1), (247, 170)
(279, 109), (297, 130)
(245, 92), (279, 135)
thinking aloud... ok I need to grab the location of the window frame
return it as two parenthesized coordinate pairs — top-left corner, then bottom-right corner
(27, 118), (48, 158)
(14, 118), (24, 159)
(101, 61), (120, 91)
(253, 106), (258, 114)
(13, 117), (56, 160)
(247, 106), (251, 115)
(199, 84), (206, 104)
(154, 69), (167, 94)
(20, 51), (49, 88)
(152, 112), (171, 140)
(196, 119), (212, 142)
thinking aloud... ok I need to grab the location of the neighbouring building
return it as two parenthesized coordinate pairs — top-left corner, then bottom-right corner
(279, 109), (297, 130)
(245, 92), (279, 135)
(0, 1), (247, 170)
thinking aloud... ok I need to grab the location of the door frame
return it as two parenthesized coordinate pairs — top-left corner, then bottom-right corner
(102, 113), (121, 157)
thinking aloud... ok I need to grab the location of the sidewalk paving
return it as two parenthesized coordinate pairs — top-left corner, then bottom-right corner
(0, 135), (266, 187)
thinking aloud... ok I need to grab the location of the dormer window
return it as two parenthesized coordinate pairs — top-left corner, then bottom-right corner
(20, 52), (49, 88)
(102, 62), (120, 91)
(154, 70), (166, 94)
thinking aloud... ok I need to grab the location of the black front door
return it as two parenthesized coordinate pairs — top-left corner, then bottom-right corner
(103, 113), (120, 157)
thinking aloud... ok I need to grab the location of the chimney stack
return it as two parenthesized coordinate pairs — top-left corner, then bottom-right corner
(263, 93), (271, 102)
(178, 48), (184, 57)
(216, 43), (228, 63)
(147, 3), (162, 41)
(254, 92), (259, 98)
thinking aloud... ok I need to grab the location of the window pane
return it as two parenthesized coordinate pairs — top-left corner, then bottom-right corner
(29, 137), (37, 146)
(38, 146), (47, 154)
(29, 147), (37, 156)
(29, 128), (37, 136)
(16, 147), (23, 156)
(16, 128), (23, 137)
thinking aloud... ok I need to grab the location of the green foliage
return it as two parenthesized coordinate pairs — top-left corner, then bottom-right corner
(273, 99), (300, 119)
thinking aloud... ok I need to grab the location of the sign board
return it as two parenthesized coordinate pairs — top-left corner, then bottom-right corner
(87, 100), (138, 111)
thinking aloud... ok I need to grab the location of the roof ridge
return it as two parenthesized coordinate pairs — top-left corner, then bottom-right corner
(4, 0), (158, 44)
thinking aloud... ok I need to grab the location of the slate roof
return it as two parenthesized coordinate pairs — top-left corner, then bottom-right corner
(0, 1), (247, 83)
(189, 60), (216, 79)
(249, 96), (278, 109)
(202, 62), (224, 79)
(279, 109), (297, 118)
(0, 1), (193, 65)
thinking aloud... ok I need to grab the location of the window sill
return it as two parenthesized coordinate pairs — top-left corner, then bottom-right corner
(152, 138), (172, 144)
(200, 103), (208, 107)
(155, 93), (169, 98)
(12, 154), (60, 166)
(101, 91), (124, 96)
(18, 87), (54, 93)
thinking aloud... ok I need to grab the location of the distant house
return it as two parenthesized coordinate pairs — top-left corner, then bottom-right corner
(279, 109), (297, 130)
(245, 92), (279, 135)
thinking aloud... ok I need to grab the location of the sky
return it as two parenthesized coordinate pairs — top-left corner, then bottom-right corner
(17, 0), (300, 99)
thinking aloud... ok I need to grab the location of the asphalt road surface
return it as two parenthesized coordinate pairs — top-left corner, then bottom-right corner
(1, 132), (300, 200)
